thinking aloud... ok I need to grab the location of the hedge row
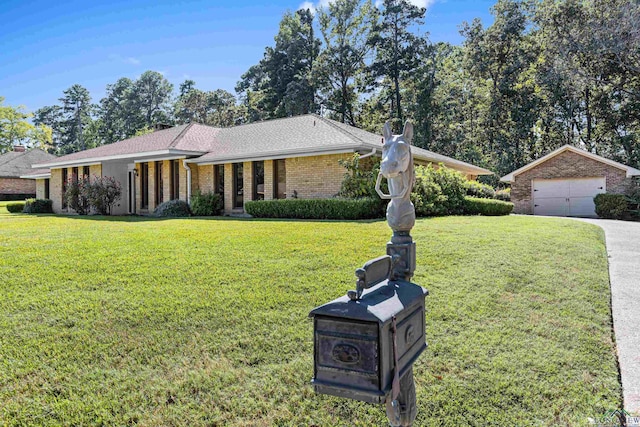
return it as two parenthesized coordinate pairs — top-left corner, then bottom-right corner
(245, 198), (384, 220)
(6, 202), (25, 213)
(463, 197), (514, 216)
(23, 199), (53, 214)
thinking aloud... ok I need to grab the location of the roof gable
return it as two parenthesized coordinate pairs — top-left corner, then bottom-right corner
(500, 145), (640, 182)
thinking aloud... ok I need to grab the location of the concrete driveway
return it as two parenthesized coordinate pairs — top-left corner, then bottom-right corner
(573, 218), (640, 414)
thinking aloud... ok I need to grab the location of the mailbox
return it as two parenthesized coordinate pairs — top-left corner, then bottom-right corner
(309, 256), (428, 404)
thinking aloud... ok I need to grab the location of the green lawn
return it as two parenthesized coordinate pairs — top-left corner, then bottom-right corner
(0, 212), (621, 426)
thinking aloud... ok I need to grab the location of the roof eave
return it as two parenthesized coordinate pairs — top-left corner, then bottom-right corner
(20, 173), (51, 179)
(34, 149), (206, 169)
(187, 145), (359, 165)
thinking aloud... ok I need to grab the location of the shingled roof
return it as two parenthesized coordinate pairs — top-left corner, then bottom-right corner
(33, 114), (492, 176)
(0, 148), (56, 178)
(34, 123), (220, 168)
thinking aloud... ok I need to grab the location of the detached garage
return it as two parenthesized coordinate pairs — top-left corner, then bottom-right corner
(501, 145), (640, 217)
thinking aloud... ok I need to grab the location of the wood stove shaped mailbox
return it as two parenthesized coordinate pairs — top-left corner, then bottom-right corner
(310, 121), (428, 426)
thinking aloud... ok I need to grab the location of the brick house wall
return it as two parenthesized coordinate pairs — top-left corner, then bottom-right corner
(512, 150), (630, 214)
(0, 177), (36, 198)
(286, 153), (349, 199)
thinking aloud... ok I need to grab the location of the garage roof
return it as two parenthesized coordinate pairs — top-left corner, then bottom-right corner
(500, 145), (640, 182)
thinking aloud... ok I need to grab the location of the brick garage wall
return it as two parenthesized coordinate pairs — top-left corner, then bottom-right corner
(36, 179), (46, 199)
(512, 150), (629, 214)
(286, 153), (349, 199)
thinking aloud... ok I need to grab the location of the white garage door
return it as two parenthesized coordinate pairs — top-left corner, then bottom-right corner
(533, 177), (606, 217)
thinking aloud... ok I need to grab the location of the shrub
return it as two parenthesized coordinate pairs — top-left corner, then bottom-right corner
(494, 188), (511, 201)
(338, 154), (381, 199)
(594, 193), (627, 219)
(87, 176), (122, 215)
(6, 202), (25, 213)
(64, 177), (91, 215)
(465, 180), (495, 199)
(190, 191), (223, 216)
(245, 198), (384, 220)
(154, 199), (192, 217)
(23, 199), (53, 214)
(463, 197), (514, 216)
(625, 179), (640, 218)
(411, 164), (468, 216)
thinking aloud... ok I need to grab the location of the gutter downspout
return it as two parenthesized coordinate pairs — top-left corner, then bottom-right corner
(359, 148), (377, 159)
(183, 160), (192, 204)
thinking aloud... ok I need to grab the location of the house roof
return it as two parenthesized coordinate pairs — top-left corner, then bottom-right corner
(500, 144), (640, 182)
(190, 115), (492, 175)
(33, 114), (492, 176)
(34, 123), (220, 168)
(0, 148), (56, 178)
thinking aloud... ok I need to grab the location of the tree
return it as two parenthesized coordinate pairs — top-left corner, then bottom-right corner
(59, 84), (93, 154)
(97, 77), (137, 145)
(534, 0), (640, 167)
(0, 97), (52, 153)
(33, 105), (63, 153)
(461, 0), (540, 176)
(315, 0), (378, 125)
(370, 0), (428, 128)
(131, 71), (174, 128)
(236, 9), (320, 121)
(174, 82), (240, 127)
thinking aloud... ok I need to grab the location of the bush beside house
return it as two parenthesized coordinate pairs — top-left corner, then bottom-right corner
(153, 200), (191, 217)
(6, 202), (25, 213)
(62, 176), (122, 215)
(23, 199), (53, 214)
(190, 191), (223, 216)
(463, 197), (514, 216)
(245, 198), (383, 220)
(594, 194), (629, 219)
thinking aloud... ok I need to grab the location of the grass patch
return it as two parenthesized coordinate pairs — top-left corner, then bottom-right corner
(0, 214), (621, 426)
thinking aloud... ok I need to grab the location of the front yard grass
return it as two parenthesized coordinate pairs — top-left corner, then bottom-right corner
(0, 214), (621, 426)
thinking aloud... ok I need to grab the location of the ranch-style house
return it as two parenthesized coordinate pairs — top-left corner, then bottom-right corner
(30, 114), (492, 215)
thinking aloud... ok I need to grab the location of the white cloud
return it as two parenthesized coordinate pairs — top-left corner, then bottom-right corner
(408, 0), (436, 8)
(298, 0), (335, 13)
(298, 1), (315, 12)
(108, 54), (141, 66)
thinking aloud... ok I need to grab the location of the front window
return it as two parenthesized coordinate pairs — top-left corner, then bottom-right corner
(141, 162), (149, 209)
(233, 163), (243, 208)
(83, 166), (90, 179)
(155, 161), (163, 205)
(253, 161), (264, 201)
(170, 160), (180, 200)
(273, 159), (286, 199)
(214, 165), (224, 202)
(62, 168), (68, 208)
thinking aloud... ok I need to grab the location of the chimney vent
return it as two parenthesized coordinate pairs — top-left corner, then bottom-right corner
(13, 145), (26, 152)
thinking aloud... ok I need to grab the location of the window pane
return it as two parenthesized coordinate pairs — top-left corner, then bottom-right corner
(233, 163), (243, 208)
(253, 161), (264, 201)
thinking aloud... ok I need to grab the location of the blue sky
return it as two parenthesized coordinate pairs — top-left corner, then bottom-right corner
(0, 0), (494, 113)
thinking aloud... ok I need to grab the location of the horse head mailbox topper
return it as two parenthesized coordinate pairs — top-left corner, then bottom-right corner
(309, 121), (428, 427)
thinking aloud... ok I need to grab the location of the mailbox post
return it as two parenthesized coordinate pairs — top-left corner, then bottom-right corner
(310, 121), (427, 427)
